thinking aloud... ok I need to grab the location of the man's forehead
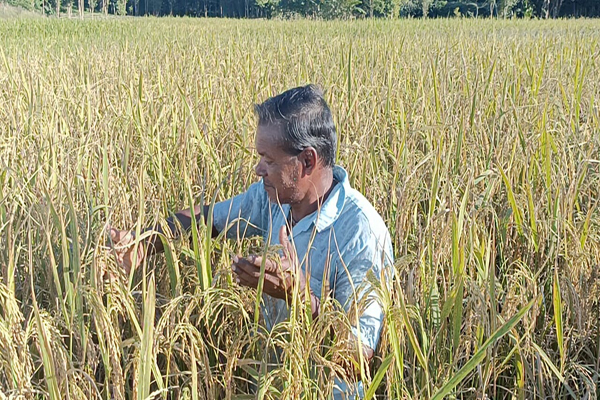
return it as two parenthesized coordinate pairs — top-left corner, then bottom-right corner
(255, 124), (284, 149)
(256, 123), (284, 139)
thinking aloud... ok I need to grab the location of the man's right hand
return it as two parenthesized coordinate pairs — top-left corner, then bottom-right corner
(107, 227), (145, 275)
(104, 204), (216, 278)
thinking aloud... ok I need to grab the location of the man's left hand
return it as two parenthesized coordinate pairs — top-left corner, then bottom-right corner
(231, 225), (307, 302)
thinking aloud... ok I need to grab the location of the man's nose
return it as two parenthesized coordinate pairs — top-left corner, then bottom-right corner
(255, 160), (266, 177)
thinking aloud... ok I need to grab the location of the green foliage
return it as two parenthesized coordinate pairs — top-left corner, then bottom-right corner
(116, 0), (127, 14)
(3, 0), (35, 10)
(321, 0), (363, 18)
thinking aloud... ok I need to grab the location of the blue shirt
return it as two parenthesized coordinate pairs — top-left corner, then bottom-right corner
(212, 165), (394, 398)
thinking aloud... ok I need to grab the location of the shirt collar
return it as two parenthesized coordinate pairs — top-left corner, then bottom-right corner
(291, 165), (349, 235)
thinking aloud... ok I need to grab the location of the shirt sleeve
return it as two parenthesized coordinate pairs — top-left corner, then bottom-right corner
(212, 181), (271, 240)
(332, 224), (394, 351)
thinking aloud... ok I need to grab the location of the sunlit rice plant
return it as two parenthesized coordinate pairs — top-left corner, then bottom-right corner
(0, 17), (599, 399)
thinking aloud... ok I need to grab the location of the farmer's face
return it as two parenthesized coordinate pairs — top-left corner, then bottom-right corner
(254, 124), (303, 204)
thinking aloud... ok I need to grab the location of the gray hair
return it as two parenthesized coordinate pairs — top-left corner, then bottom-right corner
(254, 84), (337, 168)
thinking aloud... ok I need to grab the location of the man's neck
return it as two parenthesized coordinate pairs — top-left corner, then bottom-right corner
(290, 169), (335, 222)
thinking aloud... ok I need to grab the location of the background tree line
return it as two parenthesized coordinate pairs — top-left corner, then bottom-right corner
(2, 0), (599, 27)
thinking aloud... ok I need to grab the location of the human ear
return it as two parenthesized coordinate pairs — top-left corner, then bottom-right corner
(299, 147), (318, 174)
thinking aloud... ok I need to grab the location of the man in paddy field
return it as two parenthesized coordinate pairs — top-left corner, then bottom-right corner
(110, 84), (394, 399)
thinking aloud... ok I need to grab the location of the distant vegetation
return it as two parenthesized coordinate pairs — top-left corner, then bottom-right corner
(0, 1), (42, 17)
(1, 0), (599, 18)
